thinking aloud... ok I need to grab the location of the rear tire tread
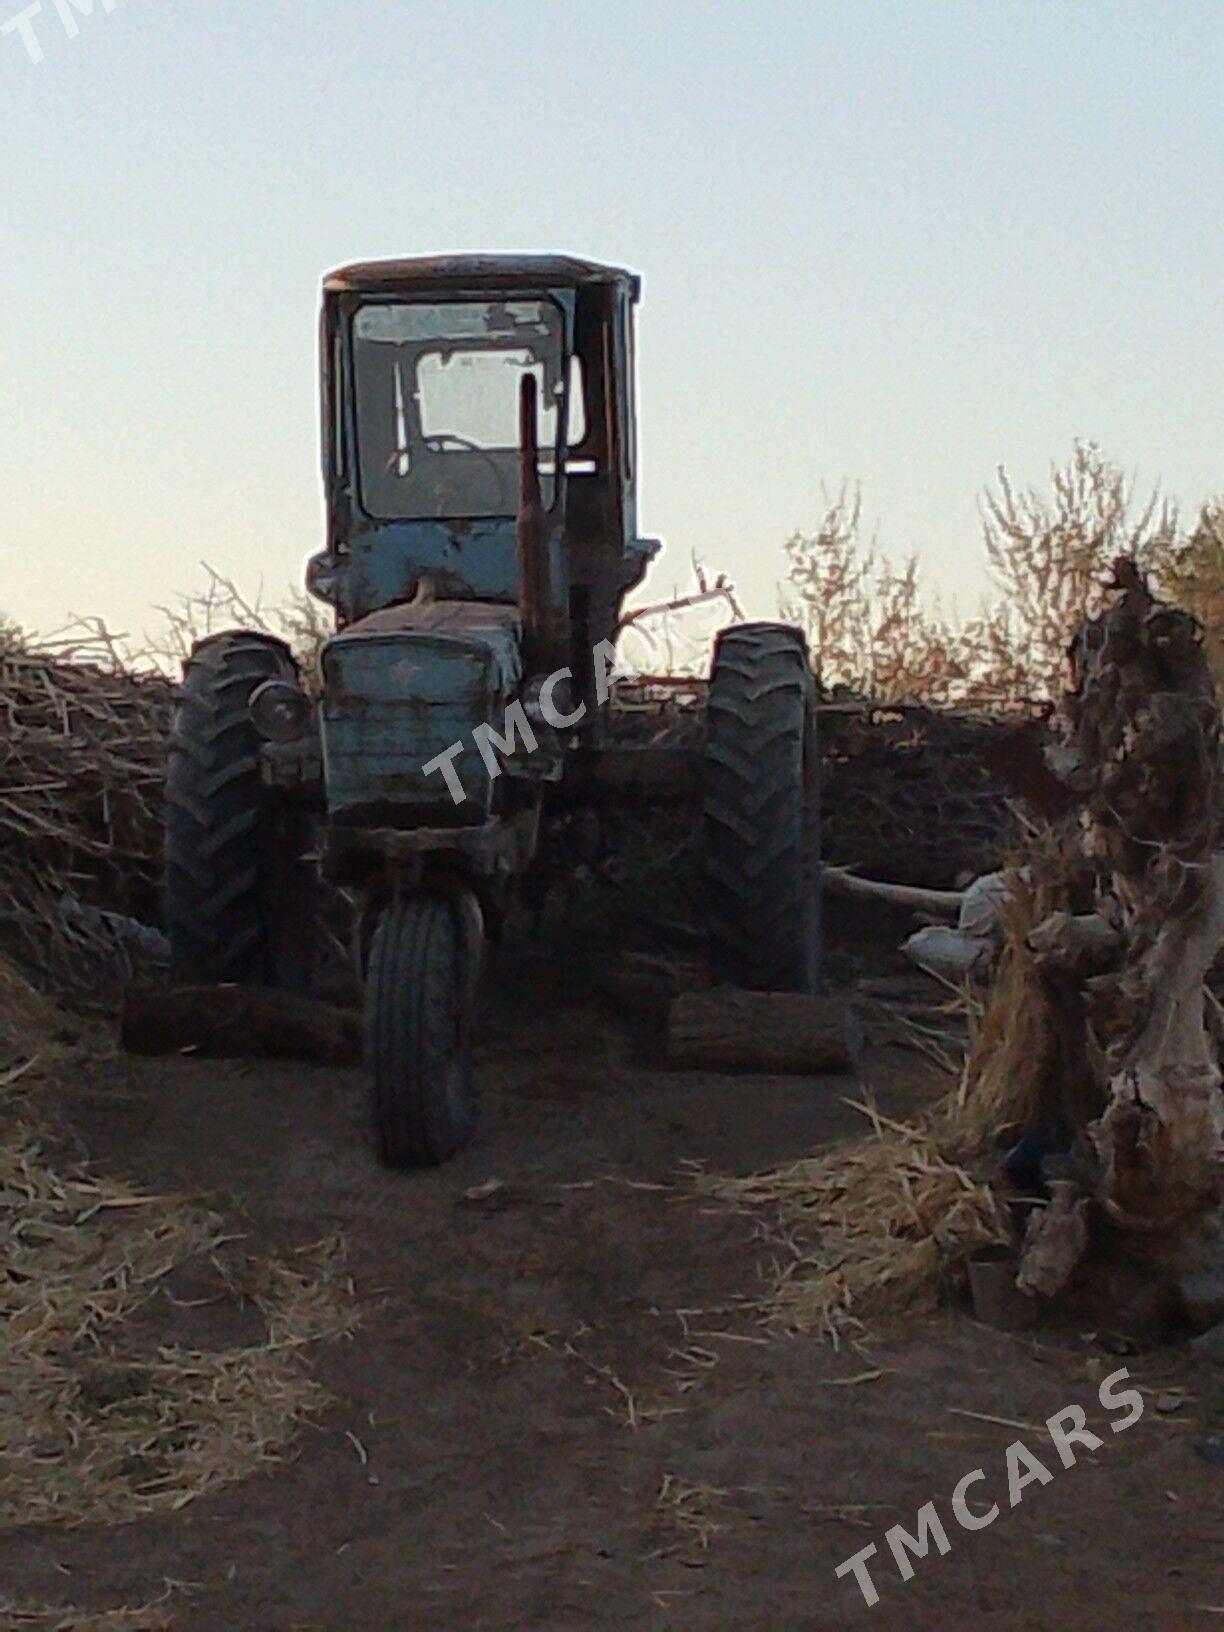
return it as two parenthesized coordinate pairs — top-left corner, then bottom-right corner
(703, 623), (821, 992)
(165, 631), (313, 986)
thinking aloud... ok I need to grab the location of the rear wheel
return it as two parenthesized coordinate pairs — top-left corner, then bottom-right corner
(702, 622), (821, 992)
(165, 631), (316, 987)
(365, 889), (481, 1169)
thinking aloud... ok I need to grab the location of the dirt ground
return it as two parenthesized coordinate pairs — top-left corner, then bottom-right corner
(2, 939), (1221, 1632)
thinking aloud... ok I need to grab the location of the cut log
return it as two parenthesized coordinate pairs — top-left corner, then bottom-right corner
(121, 983), (361, 1066)
(667, 988), (860, 1075)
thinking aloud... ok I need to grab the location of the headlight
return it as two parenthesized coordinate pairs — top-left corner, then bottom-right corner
(522, 672), (579, 730)
(249, 678), (312, 742)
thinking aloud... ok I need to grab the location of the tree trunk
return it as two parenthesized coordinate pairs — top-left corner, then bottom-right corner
(1090, 852), (1224, 1232)
(667, 989), (860, 1075)
(1011, 559), (1224, 1298)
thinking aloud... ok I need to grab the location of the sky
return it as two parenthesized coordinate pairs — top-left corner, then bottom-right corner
(2, 0), (1222, 644)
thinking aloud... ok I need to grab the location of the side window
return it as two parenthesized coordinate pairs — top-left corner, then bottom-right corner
(567, 355), (588, 446)
(331, 332), (346, 478)
(618, 295), (636, 480)
(392, 362), (411, 476)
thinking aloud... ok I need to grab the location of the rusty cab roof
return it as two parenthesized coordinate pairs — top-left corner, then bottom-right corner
(323, 254), (640, 302)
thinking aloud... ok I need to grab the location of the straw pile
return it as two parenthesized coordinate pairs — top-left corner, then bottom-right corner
(0, 955), (76, 1067)
(0, 957), (352, 1531)
(941, 828), (1095, 1158)
(0, 626), (171, 993)
(698, 1101), (1009, 1344)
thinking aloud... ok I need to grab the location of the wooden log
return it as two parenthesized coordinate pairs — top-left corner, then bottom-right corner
(667, 988), (860, 1075)
(121, 983), (361, 1066)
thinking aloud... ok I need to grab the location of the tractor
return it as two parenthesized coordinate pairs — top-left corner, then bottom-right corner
(164, 256), (821, 1166)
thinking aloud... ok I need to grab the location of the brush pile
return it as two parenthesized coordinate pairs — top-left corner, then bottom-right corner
(608, 676), (1033, 890)
(940, 561), (1223, 1313)
(818, 702), (1039, 888)
(0, 627), (171, 994)
(0, 613), (1032, 1007)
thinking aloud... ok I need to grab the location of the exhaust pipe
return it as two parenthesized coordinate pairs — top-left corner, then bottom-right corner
(516, 374), (566, 672)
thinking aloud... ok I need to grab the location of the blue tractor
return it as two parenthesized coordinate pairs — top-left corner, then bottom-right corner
(165, 256), (820, 1166)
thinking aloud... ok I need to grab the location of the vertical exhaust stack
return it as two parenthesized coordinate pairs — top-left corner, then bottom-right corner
(516, 374), (566, 673)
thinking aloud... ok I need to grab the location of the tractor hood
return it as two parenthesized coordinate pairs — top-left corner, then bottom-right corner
(319, 601), (523, 829)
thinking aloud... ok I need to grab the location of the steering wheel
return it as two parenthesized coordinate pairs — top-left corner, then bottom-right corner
(423, 434), (513, 512)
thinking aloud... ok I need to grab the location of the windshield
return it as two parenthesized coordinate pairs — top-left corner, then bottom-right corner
(352, 298), (566, 520)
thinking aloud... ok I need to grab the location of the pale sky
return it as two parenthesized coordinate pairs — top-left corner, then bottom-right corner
(3, 0), (1221, 642)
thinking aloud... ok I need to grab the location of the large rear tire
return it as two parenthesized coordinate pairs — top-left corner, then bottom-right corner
(702, 622), (821, 992)
(165, 631), (316, 988)
(366, 890), (481, 1169)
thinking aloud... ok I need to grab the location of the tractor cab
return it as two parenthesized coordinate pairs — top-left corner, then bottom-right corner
(310, 255), (658, 672)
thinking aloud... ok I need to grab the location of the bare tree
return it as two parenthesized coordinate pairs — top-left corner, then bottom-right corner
(981, 441), (1178, 694)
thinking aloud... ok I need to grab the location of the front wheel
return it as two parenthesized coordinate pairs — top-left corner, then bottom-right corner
(365, 890), (481, 1168)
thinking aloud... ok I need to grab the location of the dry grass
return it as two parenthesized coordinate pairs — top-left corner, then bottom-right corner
(0, 1601), (174, 1631)
(652, 1474), (730, 1561)
(941, 859), (1061, 1156)
(0, 957), (353, 1531)
(524, 1328), (683, 1429)
(0, 959), (75, 1071)
(697, 1101), (1009, 1344)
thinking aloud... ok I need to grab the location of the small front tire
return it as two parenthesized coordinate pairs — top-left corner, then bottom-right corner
(365, 890), (481, 1169)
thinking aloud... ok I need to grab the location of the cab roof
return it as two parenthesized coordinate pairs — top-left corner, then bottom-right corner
(324, 254), (640, 300)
